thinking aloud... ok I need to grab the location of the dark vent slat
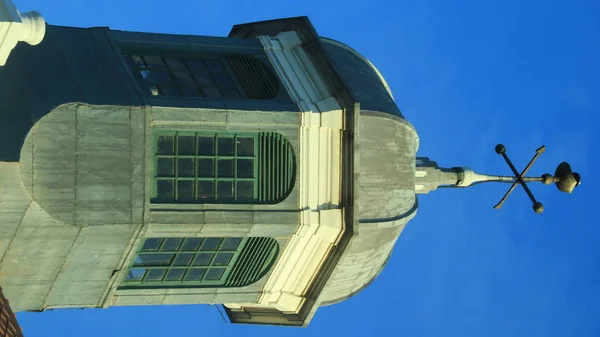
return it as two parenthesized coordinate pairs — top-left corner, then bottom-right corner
(227, 54), (278, 100)
(248, 57), (265, 98)
(257, 132), (295, 204)
(238, 239), (265, 285)
(246, 238), (273, 283)
(226, 239), (257, 286)
(260, 133), (266, 202)
(241, 56), (261, 98)
(269, 133), (275, 201)
(279, 136), (284, 199)
(226, 238), (278, 287)
(226, 239), (254, 286)
(237, 238), (265, 285)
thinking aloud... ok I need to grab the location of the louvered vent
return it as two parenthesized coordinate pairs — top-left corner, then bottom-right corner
(258, 132), (296, 203)
(227, 54), (279, 100)
(225, 238), (279, 287)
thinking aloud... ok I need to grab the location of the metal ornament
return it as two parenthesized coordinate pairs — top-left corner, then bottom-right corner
(493, 144), (581, 214)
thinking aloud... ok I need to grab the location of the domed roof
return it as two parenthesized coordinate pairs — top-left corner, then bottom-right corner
(320, 111), (419, 305)
(320, 38), (403, 118)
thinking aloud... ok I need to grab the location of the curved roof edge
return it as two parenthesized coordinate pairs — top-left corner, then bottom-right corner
(321, 197), (419, 306)
(359, 110), (420, 158)
(321, 251), (391, 307)
(319, 199), (419, 306)
(320, 37), (394, 100)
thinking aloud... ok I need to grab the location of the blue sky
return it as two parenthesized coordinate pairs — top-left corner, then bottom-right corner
(14, 0), (599, 336)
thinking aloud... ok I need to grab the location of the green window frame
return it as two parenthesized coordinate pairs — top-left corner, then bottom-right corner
(152, 131), (295, 204)
(122, 52), (278, 100)
(122, 237), (278, 288)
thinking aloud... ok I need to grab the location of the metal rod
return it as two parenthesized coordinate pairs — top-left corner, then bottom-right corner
(494, 146), (545, 209)
(483, 176), (544, 183)
(499, 152), (539, 205)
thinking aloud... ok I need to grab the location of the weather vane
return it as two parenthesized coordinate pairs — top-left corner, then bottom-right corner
(416, 144), (581, 213)
(492, 144), (581, 213)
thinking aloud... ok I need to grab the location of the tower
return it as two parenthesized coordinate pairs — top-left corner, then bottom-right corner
(0, 11), (417, 325)
(0, 3), (580, 330)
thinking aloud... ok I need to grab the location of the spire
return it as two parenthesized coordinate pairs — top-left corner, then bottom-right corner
(415, 144), (581, 213)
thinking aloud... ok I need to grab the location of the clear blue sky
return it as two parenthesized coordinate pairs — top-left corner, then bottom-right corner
(15, 0), (599, 336)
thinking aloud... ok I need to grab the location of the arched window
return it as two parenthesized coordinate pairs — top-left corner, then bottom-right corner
(122, 52), (279, 100)
(152, 131), (296, 204)
(122, 237), (278, 288)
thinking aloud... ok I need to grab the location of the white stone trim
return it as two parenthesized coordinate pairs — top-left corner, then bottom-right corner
(225, 31), (345, 313)
(0, 0), (46, 66)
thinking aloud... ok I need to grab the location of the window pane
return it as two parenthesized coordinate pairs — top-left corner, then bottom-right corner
(212, 253), (233, 266)
(205, 268), (225, 281)
(148, 83), (159, 96)
(217, 181), (233, 199)
(197, 136), (215, 155)
(184, 58), (207, 72)
(157, 157), (174, 177)
(164, 56), (195, 85)
(177, 158), (195, 177)
(177, 136), (195, 155)
(197, 181), (214, 199)
(213, 73), (234, 86)
(237, 181), (254, 200)
(143, 55), (164, 68)
(163, 55), (184, 69)
(157, 136), (174, 155)
(162, 238), (183, 251)
(177, 180), (195, 201)
(141, 238), (163, 251)
(156, 179), (174, 200)
(237, 138), (254, 156)
(217, 160), (234, 178)
(125, 268), (146, 282)
(145, 269), (167, 282)
(181, 86), (201, 96)
(166, 269), (186, 281)
(153, 131), (293, 205)
(192, 72), (214, 86)
(221, 87), (242, 99)
(146, 70), (172, 83)
(157, 84), (181, 96)
(181, 238), (202, 251)
(173, 253), (194, 266)
(197, 159), (214, 177)
(134, 254), (174, 267)
(193, 253), (213, 266)
(131, 55), (145, 66)
(124, 55), (137, 69)
(220, 237), (242, 251)
(237, 159), (254, 178)
(200, 86), (222, 98)
(205, 59), (225, 71)
(217, 138), (234, 156)
(171, 70), (194, 85)
(185, 268), (206, 281)
(201, 238), (221, 251)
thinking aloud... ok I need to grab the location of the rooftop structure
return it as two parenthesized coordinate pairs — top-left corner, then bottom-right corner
(0, 1), (580, 331)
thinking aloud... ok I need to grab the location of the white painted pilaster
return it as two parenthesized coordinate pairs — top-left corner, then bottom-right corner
(225, 31), (345, 314)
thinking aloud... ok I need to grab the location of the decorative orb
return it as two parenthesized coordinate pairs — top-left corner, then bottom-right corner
(533, 202), (544, 214)
(573, 172), (581, 186)
(495, 144), (506, 154)
(541, 174), (553, 185)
